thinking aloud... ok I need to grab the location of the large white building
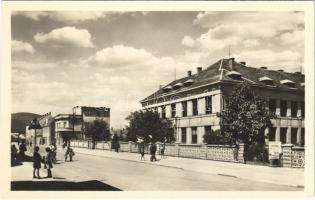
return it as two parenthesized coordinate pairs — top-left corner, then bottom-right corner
(140, 58), (305, 146)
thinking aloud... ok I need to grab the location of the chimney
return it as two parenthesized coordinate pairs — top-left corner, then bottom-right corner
(260, 66), (267, 70)
(240, 61), (246, 66)
(197, 67), (202, 74)
(278, 69), (284, 72)
(229, 57), (235, 69)
(187, 70), (192, 77)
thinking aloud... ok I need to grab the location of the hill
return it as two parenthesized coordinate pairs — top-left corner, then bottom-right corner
(11, 112), (41, 134)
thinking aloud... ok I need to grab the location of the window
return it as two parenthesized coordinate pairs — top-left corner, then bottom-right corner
(192, 99), (198, 116)
(182, 101), (187, 117)
(181, 128), (187, 143)
(205, 96), (212, 114)
(291, 128), (298, 145)
(171, 103), (176, 118)
(63, 121), (67, 128)
(291, 101), (298, 117)
(268, 127), (276, 141)
(280, 128), (287, 144)
(192, 127), (197, 144)
(280, 100), (287, 117)
(162, 106), (166, 119)
(269, 99), (276, 114)
(154, 107), (158, 113)
(205, 126), (212, 143)
(301, 102), (305, 117)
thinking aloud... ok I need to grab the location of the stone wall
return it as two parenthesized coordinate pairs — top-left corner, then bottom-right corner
(281, 144), (305, 168)
(70, 140), (243, 163)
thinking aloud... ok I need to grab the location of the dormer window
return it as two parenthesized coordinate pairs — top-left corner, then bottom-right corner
(184, 79), (194, 86)
(280, 79), (296, 88)
(259, 76), (274, 86)
(173, 83), (183, 89)
(226, 71), (242, 80)
(163, 85), (172, 92)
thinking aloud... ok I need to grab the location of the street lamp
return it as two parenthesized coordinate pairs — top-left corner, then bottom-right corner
(28, 118), (42, 152)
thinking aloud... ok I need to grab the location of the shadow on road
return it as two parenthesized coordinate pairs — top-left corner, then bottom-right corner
(11, 180), (121, 191)
(11, 155), (33, 167)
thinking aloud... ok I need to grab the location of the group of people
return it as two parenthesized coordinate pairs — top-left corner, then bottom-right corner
(139, 141), (166, 162)
(11, 141), (27, 162)
(33, 146), (54, 178)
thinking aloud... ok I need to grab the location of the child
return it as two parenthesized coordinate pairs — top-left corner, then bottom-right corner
(33, 146), (41, 178)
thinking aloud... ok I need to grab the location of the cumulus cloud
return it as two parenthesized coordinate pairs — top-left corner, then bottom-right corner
(12, 60), (57, 70)
(12, 40), (35, 54)
(34, 26), (94, 48)
(234, 49), (302, 72)
(13, 11), (110, 23)
(180, 11), (304, 70)
(181, 36), (195, 48)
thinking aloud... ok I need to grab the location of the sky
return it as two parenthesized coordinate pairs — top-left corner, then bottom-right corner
(11, 11), (304, 128)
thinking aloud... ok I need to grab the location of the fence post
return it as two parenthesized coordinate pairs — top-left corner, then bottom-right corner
(201, 143), (207, 160)
(128, 141), (133, 152)
(282, 144), (293, 168)
(238, 143), (246, 164)
(175, 142), (180, 157)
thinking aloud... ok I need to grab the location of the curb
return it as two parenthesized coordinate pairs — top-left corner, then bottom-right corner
(72, 148), (304, 189)
(70, 149), (184, 170)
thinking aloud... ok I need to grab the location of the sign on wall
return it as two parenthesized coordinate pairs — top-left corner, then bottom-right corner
(269, 141), (282, 160)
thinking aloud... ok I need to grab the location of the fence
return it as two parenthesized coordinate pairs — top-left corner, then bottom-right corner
(282, 144), (305, 168)
(70, 140), (304, 168)
(70, 140), (242, 163)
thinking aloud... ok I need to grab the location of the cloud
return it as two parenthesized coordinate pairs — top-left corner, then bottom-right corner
(12, 40), (35, 54)
(234, 49), (302, 72)
(13, 11), (110, 23)
(181, 36), (195, 48)
(180, 11), (304, 70)
(12, 60), (57, 70)
(34, 26), (94, 48)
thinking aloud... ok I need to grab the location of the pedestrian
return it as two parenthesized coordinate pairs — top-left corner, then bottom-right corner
(65, 146), (75, 162)
(139, 144), (145, 161)
(50, 145), (57, 164)
(11, 144), (18, 162)
(33, 146), (42, 179)
(150, 143), (157, 162)
(160, 143), (165, 159)
(44, 147), (53, 178)
(19, 141), (27, 157)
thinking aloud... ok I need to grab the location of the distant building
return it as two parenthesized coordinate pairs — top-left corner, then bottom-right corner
(38, 112), (55, 145)
(55, 106), (110, 145)
(26, 125), (42, 146)
(140, 58), (305, 146)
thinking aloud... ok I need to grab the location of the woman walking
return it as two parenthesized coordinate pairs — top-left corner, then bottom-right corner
(33, 146), (41, 179)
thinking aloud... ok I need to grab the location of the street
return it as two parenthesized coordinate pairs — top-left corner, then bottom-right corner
(11, 146), (302, 191)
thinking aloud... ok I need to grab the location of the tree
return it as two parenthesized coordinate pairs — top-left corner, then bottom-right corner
(126, 109), (175, 143)
(203, 129), (227, 145)
(220, 82), (274, 145)
(83, 120), (110, 149)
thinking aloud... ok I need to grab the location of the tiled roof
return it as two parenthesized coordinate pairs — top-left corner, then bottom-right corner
(141, 58), (305, 103)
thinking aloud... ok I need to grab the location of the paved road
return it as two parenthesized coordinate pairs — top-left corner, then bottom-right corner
(26, 148), (299, 191)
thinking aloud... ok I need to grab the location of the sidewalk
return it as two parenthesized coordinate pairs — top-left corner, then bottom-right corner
(72, 147), (304, 188)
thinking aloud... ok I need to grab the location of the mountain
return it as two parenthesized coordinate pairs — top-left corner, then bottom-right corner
(11, 112), (41, 134)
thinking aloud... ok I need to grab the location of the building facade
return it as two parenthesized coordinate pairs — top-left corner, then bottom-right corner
(38, 112), (55, 145)
(55, 106), (110, 145)
(140, 58), (305, 146)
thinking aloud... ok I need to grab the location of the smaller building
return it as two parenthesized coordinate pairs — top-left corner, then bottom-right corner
(55, 106), (110, 145)
(38, 112), (55, 145)
(25, 125), (43, 146)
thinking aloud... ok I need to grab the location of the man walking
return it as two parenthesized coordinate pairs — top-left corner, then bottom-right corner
(150, 143), (157, 162)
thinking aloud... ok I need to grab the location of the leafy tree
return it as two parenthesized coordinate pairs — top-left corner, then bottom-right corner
(220, 82), (274, 145)
(203, 129), (227, 145)
(83, 120), (110, 149)
(126, 109), (175, 143)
